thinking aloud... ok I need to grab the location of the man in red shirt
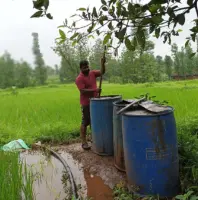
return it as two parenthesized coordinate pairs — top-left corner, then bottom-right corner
(75, 58), (106, 150)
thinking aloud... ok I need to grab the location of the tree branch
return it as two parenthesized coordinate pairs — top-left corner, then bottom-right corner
(194, 0), (198, 17)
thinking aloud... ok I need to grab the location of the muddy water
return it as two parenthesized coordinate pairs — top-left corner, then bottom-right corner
(84, 170), (113, 200)
(20, 151), (67, 200)
(20, 150), (113, 200)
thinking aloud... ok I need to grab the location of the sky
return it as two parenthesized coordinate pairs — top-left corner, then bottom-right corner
(0, 0), (196, 68)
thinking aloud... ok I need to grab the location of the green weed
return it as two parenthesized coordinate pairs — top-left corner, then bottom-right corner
(0, 151), (34, 200)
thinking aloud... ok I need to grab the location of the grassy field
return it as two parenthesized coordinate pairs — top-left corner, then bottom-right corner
(0, 80), (198, 144)
(0, 80), (198, 199)
(0, 151), (34, 200)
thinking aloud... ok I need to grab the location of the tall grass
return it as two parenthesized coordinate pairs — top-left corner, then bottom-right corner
(0, 151), (34, 200)
(0, 80), (198, 144)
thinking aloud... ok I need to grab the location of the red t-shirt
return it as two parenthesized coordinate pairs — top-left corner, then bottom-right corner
(75, 70), (101, 106)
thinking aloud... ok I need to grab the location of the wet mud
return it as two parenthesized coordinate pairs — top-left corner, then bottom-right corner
(20, 143), (126, 200)
(57, 143), (127, 189)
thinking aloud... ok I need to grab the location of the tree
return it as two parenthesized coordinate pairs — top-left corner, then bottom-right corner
(15, 61), (32, 88)
(53, 36), (89, 82)
(32, 32), (47, 85)
(46, 65), (56, 76)
(155, 55), (165, 81)
(31, 0), (198, 56)
(0, 52), (15, 88)
(54, 64), (59, 75)
(171, 43), (181, 75)
(164, 55), (173, 79)
(89, 39), (104, 70)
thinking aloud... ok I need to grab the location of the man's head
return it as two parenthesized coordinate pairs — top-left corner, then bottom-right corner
(80, 60), (90, 76)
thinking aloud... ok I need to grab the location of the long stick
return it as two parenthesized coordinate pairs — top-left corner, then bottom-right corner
(98, 46), (106, 98)
(117, 97), (146, 115)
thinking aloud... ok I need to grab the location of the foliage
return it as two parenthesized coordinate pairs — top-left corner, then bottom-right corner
(164, 55), (173, 79)
(32, 32), (47, 85)
(15, 61), (33, 88)
(171, 42), (198, 76)
(31, 0), (198, 56)
(0, 51), (55, 89)
(52, 37), (89, 82)
(0, 151), (34, 200)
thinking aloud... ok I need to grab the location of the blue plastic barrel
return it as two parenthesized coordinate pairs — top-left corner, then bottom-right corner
(90, 95), (122, 156)
(122, 107), (180, 197)
(113, 100), (135, 171)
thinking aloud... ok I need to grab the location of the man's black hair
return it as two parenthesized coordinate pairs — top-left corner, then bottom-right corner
(80, 60), (89, 68)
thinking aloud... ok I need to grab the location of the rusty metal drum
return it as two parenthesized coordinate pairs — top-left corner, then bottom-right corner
(122, 106), (180, 197)
(113, 100), (135, 172)
(90, 95), (122, 156)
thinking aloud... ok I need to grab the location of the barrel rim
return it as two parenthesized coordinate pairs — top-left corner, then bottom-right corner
(91, 95), (122, 101)
(122, 106), (174, 117)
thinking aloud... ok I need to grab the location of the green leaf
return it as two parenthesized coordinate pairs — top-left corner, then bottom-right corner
(72, 21), (76, 27)
(96, 30), (100, 35)
(58, 39), (65, 45)
(149, 4), (160, 13)
(177, 14), (185, 25)
(167, 7), (173, 16)
(46, 13), (53, 19)
(142, 18), (151, 25)
(185, 40), (190, 48)
(125, 37), (135, 51)
(149, 24), (155, 34)
(82, 12), (87, 19)
(103, 33), (112, 45)
(87, 23), (96, 33)
(155, 28), (160, 38)
(190, 196), (198, 200)
(99, 16), (108, 25)
(187, 0), (193, 6)
(30, 11), (43, 18)
(88, 35), (95, 39)
(151, 15), (163, 24)
(115, 28), (127, 40)
(116, 1), (122, 17)
(58, 25), (65, 28)
(70, 32), (79, 40)
(190, 26), (198, 33)
(101, 0), (107, 5)
(177, 29), (182, 32)
(92, 7), (98, 17)
(191, 33), (196, 42)
(78, 8), (86, 11)
(121, 7), (128, 17)
(72, 40), (77, 46)
(102, 6), (108, 11)
(108, 22), (114, 30)
(59, 29), (66, 39)
(44, 0), (49, 10)
(33, 0), (44, 10)
(70, 14), (76, 18)
(190, 52), (196, 58)
(128, 2), (135, 14)
(175, 195), (185, 200)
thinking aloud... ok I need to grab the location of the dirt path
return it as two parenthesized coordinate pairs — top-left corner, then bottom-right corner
(55, 143), (127, 199)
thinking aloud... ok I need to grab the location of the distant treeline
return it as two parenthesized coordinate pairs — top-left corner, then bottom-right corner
(0, 33), (198, 89)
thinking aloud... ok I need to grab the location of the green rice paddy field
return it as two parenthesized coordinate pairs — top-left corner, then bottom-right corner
(0, 80), (198, 145)
(0, 80), (198, 198)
